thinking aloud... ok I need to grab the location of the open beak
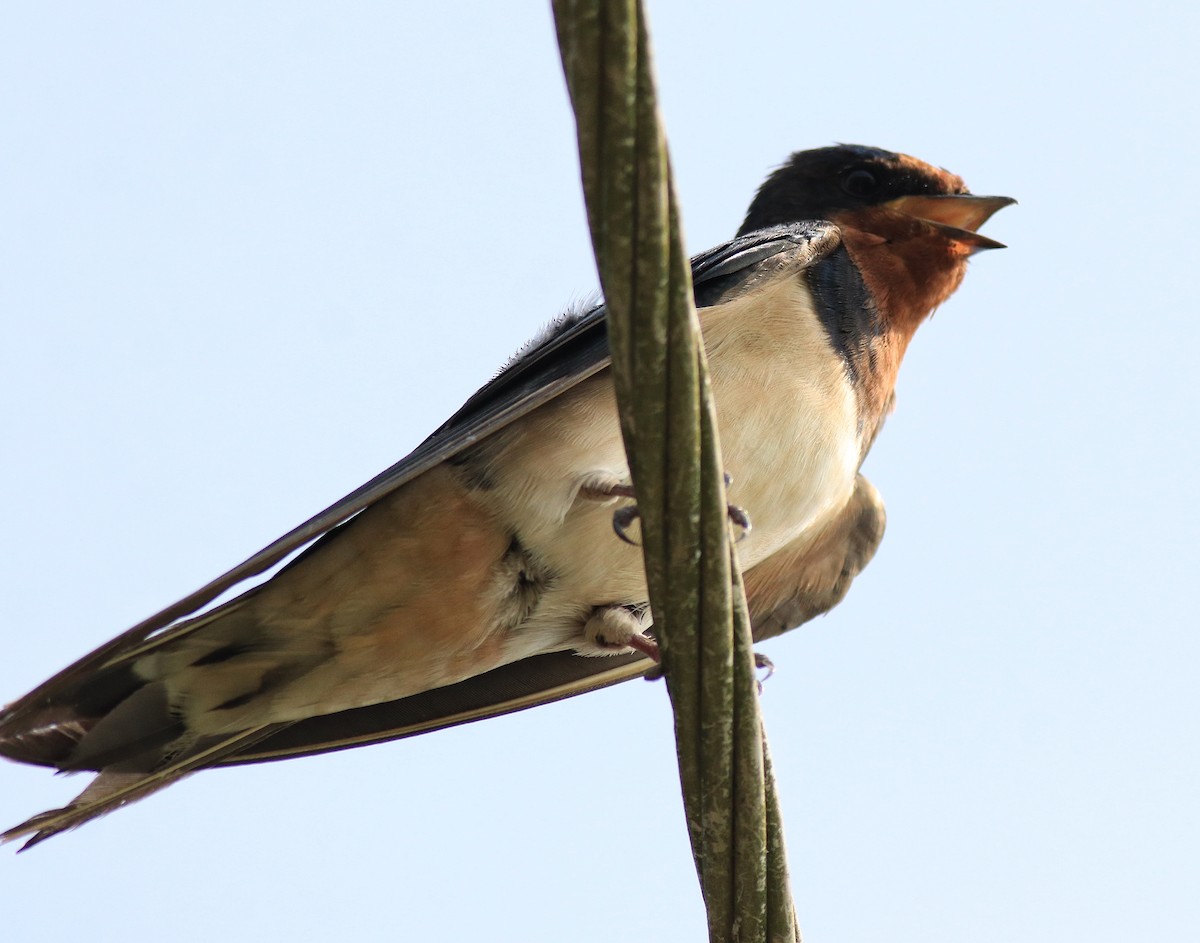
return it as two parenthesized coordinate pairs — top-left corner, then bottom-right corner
(885, 193), (1017, 251)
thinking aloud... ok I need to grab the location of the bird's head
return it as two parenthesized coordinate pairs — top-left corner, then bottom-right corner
(740, 144), (1014, 331)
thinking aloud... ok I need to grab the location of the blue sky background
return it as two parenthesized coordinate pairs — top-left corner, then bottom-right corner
(2, 3), (1197, 940)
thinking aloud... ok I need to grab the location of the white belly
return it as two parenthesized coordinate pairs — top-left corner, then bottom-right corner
(486, 275), (862, 661)
(704, 276), (862, 567)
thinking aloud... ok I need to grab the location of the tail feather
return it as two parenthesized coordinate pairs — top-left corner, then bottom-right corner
(1, 610), (295, 850)
(0, 707), (93, 767)
(0, 662), (149, 769)
(2, 725), (284, 851)
(59, 683), (182, 772)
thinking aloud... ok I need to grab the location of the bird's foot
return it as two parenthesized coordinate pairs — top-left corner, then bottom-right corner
(612, 503), (643, 545)
(586, 476), (751, 546)
(581, 604), (658, 661)
(722, 472), (753, 541)
(614, 503), (753, 544)
(726, 504), (752, 540)
(642, 649), (774, 685)
(754, 652), (775, 692)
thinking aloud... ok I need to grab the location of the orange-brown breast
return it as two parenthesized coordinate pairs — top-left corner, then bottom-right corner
(830, 207), (974, 439)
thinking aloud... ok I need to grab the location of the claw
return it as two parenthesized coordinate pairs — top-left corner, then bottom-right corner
(610, 475), (749, 545)
(727, 504), (752, 541)
(722, 473), (751, 541)
(612, 505), (641, 545)
(646, 649), (772, 687)
(753, 652), (775, 694)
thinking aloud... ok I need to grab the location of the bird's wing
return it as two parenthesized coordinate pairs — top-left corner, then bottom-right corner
(221, 651), (652, 764)
(0, 223), (838, 749)
(743, 473), (887, 639)
(221, 473), (883, 766)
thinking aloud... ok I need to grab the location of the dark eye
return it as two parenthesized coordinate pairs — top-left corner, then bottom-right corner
(841, 169), (879, 198)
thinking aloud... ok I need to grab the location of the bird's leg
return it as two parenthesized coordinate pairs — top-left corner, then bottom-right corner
(580, 476), (752, 545)
(581, 604), (658, 661)
(582, 606), (775, 688)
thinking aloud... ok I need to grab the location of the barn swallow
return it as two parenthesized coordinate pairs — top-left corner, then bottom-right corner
(0, 144), (1012, 848)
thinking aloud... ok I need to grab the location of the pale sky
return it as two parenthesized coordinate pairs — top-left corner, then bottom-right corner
(2, 3), (1198, 941)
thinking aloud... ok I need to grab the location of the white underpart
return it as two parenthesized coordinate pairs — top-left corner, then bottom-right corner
(484, 274), (862, 663)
